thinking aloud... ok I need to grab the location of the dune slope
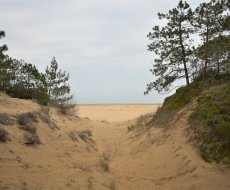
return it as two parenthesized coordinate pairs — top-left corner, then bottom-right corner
(0, 94), (229, 190)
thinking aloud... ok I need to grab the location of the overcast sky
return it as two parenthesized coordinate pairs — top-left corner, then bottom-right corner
(0, 0), (206, 104)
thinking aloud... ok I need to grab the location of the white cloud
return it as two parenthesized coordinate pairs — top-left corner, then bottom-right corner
(0, 0), (208, 103)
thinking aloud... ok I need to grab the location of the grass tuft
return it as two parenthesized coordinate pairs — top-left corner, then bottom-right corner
(0, 113), (14, 125)
(17, 112), (38, 126)
(69, 130), (93, 142)
(17, 112), (41, 146)
(18, 125), (37, 134)
(59, 104), (76, 115)
(99, 158), (109, 172)
(24, 133), (41, 145)
(0, 128), (8, 142)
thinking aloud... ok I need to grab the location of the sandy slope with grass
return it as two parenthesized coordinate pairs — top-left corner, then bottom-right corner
(0, 93), (230, 189)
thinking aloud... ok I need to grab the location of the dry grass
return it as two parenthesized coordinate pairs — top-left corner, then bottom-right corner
(102, 151), (110, 161)
(24, 133), (41, 145)
(17, 112), (38, 126)
(0, 113), (14, 125)
(38, 107), (50, 124)
(0, 128), (8, 142)
(59, 104), (76, 115)
(99, 158), (109, 172)
(18, 124), (36, 134)
(108, 181), (116, 190)
(103, 180), (117, 190)
(37, 107), (58, 130)
(78, 130), (92, 142)
(69, 130), (94, 143)
(68, 131), (79, 142)
(17, 112), (41, 145)
(127, 114), (152, 132)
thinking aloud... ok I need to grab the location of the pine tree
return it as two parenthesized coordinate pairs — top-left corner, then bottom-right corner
(145, 0), (193, 93)
(45, 57), (72, 105)
(193, 0), (228, 79)
(197, 35), (230, 77)
(0, 31), (11, 91)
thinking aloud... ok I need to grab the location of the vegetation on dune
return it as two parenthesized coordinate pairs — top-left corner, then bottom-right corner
(145, 0), (230, 162)
(37, 107), (59, 130)
(0, 128), (8, 142)
(69, 129), (95, 150)
(189, 83), (230, 163)
(59, 103), (76, 115)
(149, 78), (230, 162)
(0, 113), (14, 125)
(99, 157), (109, 172)
(17, 112), (38, 125)
(127, 114), (153, 132)
(17, 112), (41, 145)
(103, 180), (117, 190)
(24, 133), (41, 145)
(0, 31), (74, 108)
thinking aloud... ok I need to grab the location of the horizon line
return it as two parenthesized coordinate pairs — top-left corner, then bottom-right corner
(77, 103), (162, 105)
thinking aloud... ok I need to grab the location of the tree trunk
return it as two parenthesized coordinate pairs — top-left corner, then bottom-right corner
(203, 26), (209, 80)
(179, 23), (190, 86)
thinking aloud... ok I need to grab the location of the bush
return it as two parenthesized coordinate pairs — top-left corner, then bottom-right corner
(38, 107), (50, 124)
(189, 82), (230, 162)
(17, 112), (38, 134)
(59, 104), (76, 115)
(18, 125), (36, 134)
(24, 133), (41, 145)
(17, 112), (41, 145)
(17, 112), (38, 126)
(0, 113), (14, 125)
(0, 128), (8, 142)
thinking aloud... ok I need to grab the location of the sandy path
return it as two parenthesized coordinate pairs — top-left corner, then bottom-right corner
(81, 105), (230, 190)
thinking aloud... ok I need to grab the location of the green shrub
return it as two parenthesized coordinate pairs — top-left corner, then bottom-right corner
(189, 82), (230, 162)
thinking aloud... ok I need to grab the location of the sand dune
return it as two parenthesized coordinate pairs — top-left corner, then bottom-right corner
(0, 94), (230, 189)
(78, 104), (160, 123)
